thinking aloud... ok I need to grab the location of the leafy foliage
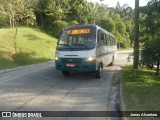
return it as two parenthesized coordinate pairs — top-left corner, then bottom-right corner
(97, 18), (115, 33)
(140, 0), (160, 75)
(0, 0), (135, 48)
(52, 20), (69, 38)
(0, 0), (159, 74)
(0, 0), (35, 28)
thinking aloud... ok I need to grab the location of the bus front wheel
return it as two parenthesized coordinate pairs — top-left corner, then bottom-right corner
(110, 56), (114, 66)
(62, 71), (70, 76)
(95, 64), (102, 79)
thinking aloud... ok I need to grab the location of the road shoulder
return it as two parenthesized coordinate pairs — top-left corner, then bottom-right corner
(0, 61), (55, 74)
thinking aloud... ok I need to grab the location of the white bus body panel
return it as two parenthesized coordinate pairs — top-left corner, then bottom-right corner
(56, 49), (96, 58)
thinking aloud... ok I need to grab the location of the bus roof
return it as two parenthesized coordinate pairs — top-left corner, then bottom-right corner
(65, 24), (96, 30)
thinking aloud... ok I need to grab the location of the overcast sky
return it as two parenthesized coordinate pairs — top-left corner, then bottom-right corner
(87, 0), (148, 8)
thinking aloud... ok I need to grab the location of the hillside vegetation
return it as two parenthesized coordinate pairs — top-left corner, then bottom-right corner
(0, 27), (57, 70)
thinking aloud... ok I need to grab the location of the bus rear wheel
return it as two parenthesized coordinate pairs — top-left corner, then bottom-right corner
(62, 71), (70, 76)
(95, 64), (102, 79)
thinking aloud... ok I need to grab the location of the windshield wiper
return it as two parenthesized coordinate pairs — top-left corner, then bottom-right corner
(58, 44), (72, 48)
(76, 44), (90, 49)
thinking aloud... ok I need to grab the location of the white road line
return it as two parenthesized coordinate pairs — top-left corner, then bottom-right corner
(0, 61), (55, 74)
(0, 66), (54, 84)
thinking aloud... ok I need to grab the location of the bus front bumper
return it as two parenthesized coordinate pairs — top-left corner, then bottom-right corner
(55, 60), (96, 72)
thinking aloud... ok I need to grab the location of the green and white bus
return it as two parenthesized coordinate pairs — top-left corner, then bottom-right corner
(55, 24), (117, 78)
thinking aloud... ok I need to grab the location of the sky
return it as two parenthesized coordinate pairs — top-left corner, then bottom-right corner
(87, 0), (148, 8)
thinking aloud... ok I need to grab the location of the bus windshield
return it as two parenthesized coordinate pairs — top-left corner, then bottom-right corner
(57, 27), (96, 51)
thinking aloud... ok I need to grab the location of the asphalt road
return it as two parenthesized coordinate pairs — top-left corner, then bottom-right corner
(0, 51), (131, 120)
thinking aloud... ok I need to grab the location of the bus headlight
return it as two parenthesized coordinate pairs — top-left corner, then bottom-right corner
(55, 57), (60, 61)
(85, 56), (96, 62)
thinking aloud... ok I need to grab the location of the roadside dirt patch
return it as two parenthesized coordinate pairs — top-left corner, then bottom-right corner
(108, 67), (122, 120)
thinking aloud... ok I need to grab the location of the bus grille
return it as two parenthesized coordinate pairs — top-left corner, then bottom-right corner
(60, 58), (83, 63)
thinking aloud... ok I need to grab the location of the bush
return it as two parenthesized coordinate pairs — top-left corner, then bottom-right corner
(52, 20), (69, 38)
(121, 39), (131, 48)
(141, 39), (160, 74)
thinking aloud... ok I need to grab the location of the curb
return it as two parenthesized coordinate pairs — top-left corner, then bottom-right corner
(108, 67), (122, 120)
(0, 61), (55, 74)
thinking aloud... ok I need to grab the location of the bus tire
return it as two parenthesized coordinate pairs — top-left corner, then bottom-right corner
(95, 64), (102, 79)
(110, 56), (114, 66)
(62, 71), (70, 76)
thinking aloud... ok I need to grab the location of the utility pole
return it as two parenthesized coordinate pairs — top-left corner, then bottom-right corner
(133, 0), (139, 69)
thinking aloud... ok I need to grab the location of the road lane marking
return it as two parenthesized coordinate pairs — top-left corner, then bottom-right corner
(0, 66), (54, 84)
(0, 61), (55, 74)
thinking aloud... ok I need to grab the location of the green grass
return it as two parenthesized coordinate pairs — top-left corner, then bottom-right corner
(122, 65), (160, 120)
(0, 27), (57, 70)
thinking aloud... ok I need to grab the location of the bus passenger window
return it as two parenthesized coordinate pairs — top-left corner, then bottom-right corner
(104, 34), (107, 45)
(100, 33), (104, 46)
(101, 33), (104, 41)
(111, 38), (113, 46)
(106, 35), (109, 45)
(107, 36), (110, 46)
(109, 37), (111, 46)
(97, 30), (101, 46)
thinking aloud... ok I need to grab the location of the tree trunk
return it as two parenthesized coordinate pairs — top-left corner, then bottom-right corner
(27, 18), (29, 27)
(12, 17), (15, 28)
(133, 0), (139, 69)
(10, 17), (12, 28)
(14, 26), (18, 54)
(40, 14), (44, 28)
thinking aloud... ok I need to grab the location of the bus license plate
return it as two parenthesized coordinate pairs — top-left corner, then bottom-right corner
(66, 63), (75, 67)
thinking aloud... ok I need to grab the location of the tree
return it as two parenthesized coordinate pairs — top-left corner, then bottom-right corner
(97, 18), (115, 33)
(87, 2), (99, 24)
(0, 0), (35, 28)
(110, 2), (133, 20)
(133, 0), (139, 69)
(23, 0), (36, 27)
(32, 0), (135, 42)
(141, 39), (160, 75)
(140, 0), (160, 75)
(35, 0), (49, 28)
(108, 2), (134, 49)
(0, 0), (17, 28)
(0, 0), (36, 53)
(68, 0), (88, 24)
(115, 20), (128, 48)
(45, 0), (70, 21)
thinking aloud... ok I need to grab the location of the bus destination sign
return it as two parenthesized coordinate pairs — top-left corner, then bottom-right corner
(66, 29), (91, 35)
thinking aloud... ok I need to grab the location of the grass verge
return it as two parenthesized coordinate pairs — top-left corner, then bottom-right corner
(122, 65), (160, 120)
(0, 27), (57, 70)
